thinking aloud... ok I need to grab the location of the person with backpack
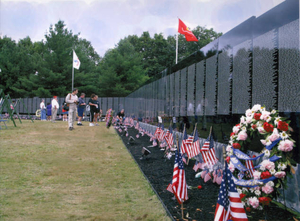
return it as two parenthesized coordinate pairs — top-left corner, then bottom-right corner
(65, 88), (79, 131)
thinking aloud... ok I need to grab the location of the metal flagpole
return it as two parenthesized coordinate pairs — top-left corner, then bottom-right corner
(176, 34), (178, 64)
(72, 50), (74, 91)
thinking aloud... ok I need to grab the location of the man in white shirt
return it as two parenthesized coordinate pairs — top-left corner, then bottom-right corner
(51, 96), (59, 123)
(40, 99), (46, 121)
(65, 88), (79, 130)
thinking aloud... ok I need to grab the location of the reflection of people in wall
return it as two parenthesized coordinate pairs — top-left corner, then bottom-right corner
(187, 102), (194, 115)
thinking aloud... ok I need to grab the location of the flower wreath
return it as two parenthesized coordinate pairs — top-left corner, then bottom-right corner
(226, 104), (296, 211)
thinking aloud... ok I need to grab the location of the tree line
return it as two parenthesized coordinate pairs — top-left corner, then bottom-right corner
(0, 20), (222, 98)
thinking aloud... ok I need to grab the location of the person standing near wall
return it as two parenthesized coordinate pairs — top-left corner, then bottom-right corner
(77, 93), (86, 126)
(40, 99), (46, 121)
(51, 96), (59, 123)
(65, 88), (79, 131)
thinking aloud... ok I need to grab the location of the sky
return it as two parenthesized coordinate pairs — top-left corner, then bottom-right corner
(0, 0), (285, 57)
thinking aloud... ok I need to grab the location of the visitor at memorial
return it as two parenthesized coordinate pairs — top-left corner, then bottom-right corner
(88, 94), (97, 126)
(77, 93), (86, 126)
(51, 96), (59, 123)
(46, 103), (51, 121)
(40, 99), (46, 121)
(93, 95), (100, 126)
(65, 88), (79, 131)
(117, 109), (125, 124)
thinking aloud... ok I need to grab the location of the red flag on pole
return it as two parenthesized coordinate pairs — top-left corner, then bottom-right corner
(178, 18), (198, 42)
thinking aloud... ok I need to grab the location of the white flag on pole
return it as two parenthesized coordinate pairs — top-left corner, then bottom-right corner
(73, 50), (81, 70)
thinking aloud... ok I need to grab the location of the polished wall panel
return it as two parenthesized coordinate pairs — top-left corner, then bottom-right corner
(180, 68), (187, 116)
(187, 64), (195, 116)
(169, 73), (175, 116)
(232, 40), (252, 114)
(204, 55), (217, 116)
(102, 97), (107, 114)
(165, 75), (170, 116)
(278, 19), (300, 112)
(252, 29), (277, 110)
(174, 71), (180, 117)
(195, 61), (205, 116)
(113, 97), (119, 113)
(217, 49), (232, 115)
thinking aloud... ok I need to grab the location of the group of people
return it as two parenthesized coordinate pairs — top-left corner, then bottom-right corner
(39, 89), (104, 130)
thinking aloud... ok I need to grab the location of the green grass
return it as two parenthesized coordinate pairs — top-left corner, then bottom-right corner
(0, 120), (170, 221)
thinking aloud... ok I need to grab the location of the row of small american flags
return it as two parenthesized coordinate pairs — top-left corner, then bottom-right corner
(116, 118), (248, 220)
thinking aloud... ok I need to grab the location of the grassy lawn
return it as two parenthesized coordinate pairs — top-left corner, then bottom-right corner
(0, 120), (170, 221)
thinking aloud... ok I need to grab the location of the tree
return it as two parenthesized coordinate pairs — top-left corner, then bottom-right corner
(98, 38), (149, 97)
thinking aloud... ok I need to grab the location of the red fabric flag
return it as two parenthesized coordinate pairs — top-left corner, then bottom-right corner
(178, 18), (198, 42)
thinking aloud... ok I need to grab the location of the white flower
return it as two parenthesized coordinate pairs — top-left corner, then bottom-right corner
(266, 116), (272, 122)
(246, 116), (253, 124)
(233, 126), (240, 134)
(254, 190), (261, 196)
(242, 188), (249, 192)
(280, 131), (289, 139)
(267, 181), (274, 187)
(249, 188), (255, 193)
(246, 109), (252, 117)
(271, 109), (276, 115)
(226, 145), (232, 152)
(258, 206), (263, 210)
(260, 111), (271, 121)
(260, 106), (266, 112)
(274, 117), (281, 126)
(241, 126), (247, 131)
(270, 168), (276, 175)
(264, 149), (270, 157)
(260, 165), (266, 171)
(256, 121), (263, 127)
(252, 104), (261, 112)
(237, 188), (242, 194)
(242, 201), (245, 206)
(278, 162), (287, 170)
(240, 116), (246, 124)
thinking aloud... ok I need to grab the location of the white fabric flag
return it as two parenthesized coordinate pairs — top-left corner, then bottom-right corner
(73, 50), (81, 70)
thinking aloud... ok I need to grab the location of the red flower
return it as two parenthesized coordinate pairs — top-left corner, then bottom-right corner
(254, 113), (261, 121)
(246, 207), (251, 212)
(240, 193), (246, 199)
(259, 197), (272, 206)
(232, 143), (241, 149)
(263, 122), (274, 133)
(230, 132), (235, 137)
(197, 185), (202, 189)
(277, 121), (289, 131)
(261, 171), (272, 179)
(252, 124), (257, 130)
(226, 156), (230, 163)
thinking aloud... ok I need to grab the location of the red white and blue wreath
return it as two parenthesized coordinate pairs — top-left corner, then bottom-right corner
(226, 104), (296, 211)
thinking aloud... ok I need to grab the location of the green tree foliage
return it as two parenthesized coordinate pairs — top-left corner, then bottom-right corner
(98, 38), (149, 96)
(0, 20), (221, 98)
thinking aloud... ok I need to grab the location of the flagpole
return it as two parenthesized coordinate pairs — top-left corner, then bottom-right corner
(72, 65), (74, 91)
(72, 50), (74, 91)
(176, 34), (178, 64)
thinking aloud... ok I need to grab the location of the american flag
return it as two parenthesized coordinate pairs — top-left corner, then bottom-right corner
(200, 136), (218, 166)
(185, 130), (201, 159)
(158, 123), (165, 142)
(166, 182), (173, 193)
(245, 160), (255, 178)
(170, 148), (188, 204)
(214, 163), (248, 221)
(164, 126), (174, 150)
(193, 160), (201, 172)
(181, 129), (194, 156)
(154, 124), (161, 140)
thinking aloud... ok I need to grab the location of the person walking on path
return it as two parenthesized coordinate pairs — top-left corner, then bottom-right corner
(65, 88), (79, 130)
(51, 96), (59, 123)
(77, 93), (86, 126)
(40, 99), (46, 121)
